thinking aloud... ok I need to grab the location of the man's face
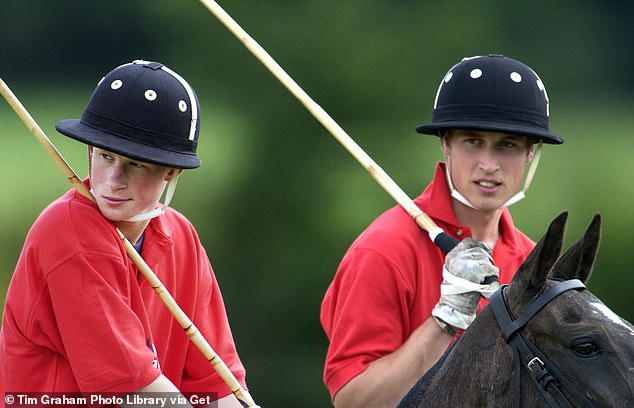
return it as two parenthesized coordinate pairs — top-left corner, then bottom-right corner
(89, 147), (173, 222)
(441, 130), (533, 211)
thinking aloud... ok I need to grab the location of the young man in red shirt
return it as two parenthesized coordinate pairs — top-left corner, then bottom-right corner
(0, 61), (248, 407)
(320, 55), (564, 408)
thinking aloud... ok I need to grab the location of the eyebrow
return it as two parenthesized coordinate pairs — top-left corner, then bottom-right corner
(457, 131), (525, 141)
(502, 135), (525, 141)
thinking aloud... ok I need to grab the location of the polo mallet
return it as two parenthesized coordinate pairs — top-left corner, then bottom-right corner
(197, 0), (460, 255)
(0, 78), (259, 408)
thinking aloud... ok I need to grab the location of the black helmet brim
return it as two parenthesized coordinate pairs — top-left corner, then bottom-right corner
(56, 119), (201, 169)
(415, 120), (563, 144)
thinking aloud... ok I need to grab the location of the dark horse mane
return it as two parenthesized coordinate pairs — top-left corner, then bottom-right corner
(398, 212), (634, 407)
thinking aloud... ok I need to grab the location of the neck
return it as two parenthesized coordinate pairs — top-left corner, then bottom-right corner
(117, 220), (150, 246)
(453, 200), (503, 250)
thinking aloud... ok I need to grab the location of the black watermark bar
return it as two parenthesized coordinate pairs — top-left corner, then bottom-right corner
(3, 392), (219, 407)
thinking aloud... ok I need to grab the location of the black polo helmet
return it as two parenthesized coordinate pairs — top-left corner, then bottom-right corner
(416, 54), (563, 144)
(56, 60), (201, 169)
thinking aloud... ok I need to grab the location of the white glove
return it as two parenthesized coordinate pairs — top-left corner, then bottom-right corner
(432, 238), (500, 331)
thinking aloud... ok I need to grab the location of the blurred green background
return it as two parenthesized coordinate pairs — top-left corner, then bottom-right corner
(1, 1), (633, 406)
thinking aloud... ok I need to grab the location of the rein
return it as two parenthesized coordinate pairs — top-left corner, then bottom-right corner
(489, 279), (598, 408)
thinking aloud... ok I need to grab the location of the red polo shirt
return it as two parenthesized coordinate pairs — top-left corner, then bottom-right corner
(320, 162), (535, 399)
(0, 182), (246, 397)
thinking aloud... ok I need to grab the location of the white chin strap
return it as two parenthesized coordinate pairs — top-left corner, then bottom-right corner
(446, 141), (543, 210)
(124, 171), (181, 222)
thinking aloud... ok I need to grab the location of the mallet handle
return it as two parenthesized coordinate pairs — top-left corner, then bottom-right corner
(0, 78), (258, 408)
(198, 0), (459, 254)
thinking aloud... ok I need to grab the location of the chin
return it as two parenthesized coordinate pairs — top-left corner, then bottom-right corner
(467, 197), (506, 211)
(98, 208), (128, 223)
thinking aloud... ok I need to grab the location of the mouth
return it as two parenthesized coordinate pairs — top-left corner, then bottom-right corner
(475, 179), (502, 193)
(102, 195), (130, 206)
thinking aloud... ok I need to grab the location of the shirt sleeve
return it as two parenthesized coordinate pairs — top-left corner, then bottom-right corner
(321, 246), (416, 399)
(46, 250), (160, 393)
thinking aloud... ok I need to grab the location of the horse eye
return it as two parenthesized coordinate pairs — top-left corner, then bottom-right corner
(573, 341), (598, 356)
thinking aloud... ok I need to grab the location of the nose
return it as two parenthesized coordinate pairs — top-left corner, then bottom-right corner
(106, 162), (127, 189)
(478, 147), (500, 173)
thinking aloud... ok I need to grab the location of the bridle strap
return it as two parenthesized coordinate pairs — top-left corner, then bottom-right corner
(511, 331), (574, 407)
(517, 331), (597, 408)
(495, 280), (586, 341)
(490, 280), (597, 408)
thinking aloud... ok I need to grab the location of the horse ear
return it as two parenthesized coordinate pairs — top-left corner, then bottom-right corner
(507, 211), (568, 306)
(549, 213), (601, 283)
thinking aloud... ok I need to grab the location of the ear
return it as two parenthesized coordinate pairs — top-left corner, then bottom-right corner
(165, 168), (183, 182)
(506, 211), (568, 309)
(549, 213), (601, 283)
(440, 134), (451, 157)
(525, 141), (535, 163)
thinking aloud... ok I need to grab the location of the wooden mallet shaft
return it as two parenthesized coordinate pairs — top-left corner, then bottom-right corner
(198, 0), (459, 254)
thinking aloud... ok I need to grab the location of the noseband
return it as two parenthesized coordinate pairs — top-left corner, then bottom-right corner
(489, 279), (597, 408)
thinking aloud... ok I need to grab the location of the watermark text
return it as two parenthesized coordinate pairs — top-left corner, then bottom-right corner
(3, 392), (218, 407)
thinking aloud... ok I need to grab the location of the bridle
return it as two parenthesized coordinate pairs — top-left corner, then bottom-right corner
(489, 279), (598, 408)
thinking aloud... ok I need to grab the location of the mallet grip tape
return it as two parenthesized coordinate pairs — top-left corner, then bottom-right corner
(428, 227), (460, 254)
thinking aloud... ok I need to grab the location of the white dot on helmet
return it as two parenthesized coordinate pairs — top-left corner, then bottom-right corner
(470, 69), (482, 79)
(145, 90), (157, 101)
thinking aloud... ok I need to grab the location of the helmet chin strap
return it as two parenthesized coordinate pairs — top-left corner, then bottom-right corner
(445, 141), (543, 210)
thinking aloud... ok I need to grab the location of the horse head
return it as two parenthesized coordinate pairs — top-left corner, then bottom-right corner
(399, 212), (634, 407)
(501, 211), (634, 406)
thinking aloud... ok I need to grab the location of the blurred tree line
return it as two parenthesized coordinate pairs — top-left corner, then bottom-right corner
(1, 1), (633, 406)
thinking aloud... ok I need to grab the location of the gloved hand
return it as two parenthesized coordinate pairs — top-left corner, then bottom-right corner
(432, 238), (500, 332)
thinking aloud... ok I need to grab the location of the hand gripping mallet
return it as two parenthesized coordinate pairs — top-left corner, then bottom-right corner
(0, 78), (259, 408)
(197, 0), (461, 255)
